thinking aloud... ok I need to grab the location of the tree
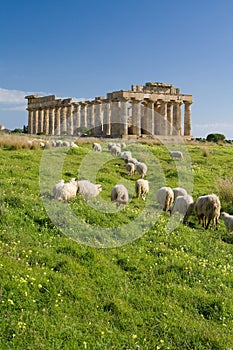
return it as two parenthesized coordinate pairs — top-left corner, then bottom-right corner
(206, 133), (225, 143)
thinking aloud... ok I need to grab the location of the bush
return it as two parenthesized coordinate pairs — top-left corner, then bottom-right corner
(206, 133), (225, 143)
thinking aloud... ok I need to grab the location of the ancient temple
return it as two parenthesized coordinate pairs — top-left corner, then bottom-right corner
(25, 82), (193, 138)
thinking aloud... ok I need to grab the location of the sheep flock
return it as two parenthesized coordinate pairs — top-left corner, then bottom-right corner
(50, 141), (231, 233)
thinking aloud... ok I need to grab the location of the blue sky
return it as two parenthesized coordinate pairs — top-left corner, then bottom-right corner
(1, 0), (233, 138)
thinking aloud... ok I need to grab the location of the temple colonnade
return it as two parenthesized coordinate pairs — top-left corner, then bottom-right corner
(25, 82), (193, 138)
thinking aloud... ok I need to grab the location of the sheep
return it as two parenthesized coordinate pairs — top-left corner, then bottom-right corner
(76, 180), (102, 201)
(123, 151), (132, 163)
(128, 158), (138, 165)
(111, 184), (129, 208)
(169, 151), (183, 160)
(172, 187), (188, 200)
(195, 194), (221, 229)
(92, 142), (102, 152)
(135, 179), (149, 200)
(156, 186), (174, 213)
(110, 144), (121, 157)
(125, 162), (136, 176)
(171, 194), (194, 224)
(53, 179), (65, 199)
(54, 178), (78, 201)
(220, 212), (233, 232)
(56, 140), (63, 147)
(136, 162), (147, 178)
(62, 141), (70, 147)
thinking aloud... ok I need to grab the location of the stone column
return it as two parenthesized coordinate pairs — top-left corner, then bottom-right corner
(131, 99), (141, 136)
(120, 98), (128, 136)
(184, 102), (192, 136)
(54, 106), (61, 135)
(33, 109), (38, 134)
(67, 104), (73, 135)
(172, 101), (181, 136)
(111, 100), (121, 137)
(154, 102), (161, 135)
(103, 101), (111, 136)
(49, 107), (55, 135)
(28, 109), (33, 134)
(37, 109), (44, 134)
(95, 101), (103, 136)
(72, 103), (81, 135)
(146, 100), (154, 135)
(43, 107), (49, 135)
(167, 103), (172, 136)
(80, 102), (87, 130)
(87, 102), (95, 134)
(60, 106), (67, 134)
(160, 101), (167, 136)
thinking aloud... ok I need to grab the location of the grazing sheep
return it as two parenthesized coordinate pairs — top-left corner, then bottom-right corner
(156, 186), (174, 213)
(136, 162), (148, 178)
(111, 184), (129, 208)
(195, 194), (221, 229)
(172, 187), (188, 200)
(70, 141), (78, 148)
(92, 142), (102, 152)
(128, 158), (138, 165)
(54, 178), (78, 201)
(53, 179), (65, 199)
(123, 151), (132, 163)
(56, 140), (63, 147)
(110, 144), (121, 157)
(171, 194), (194, 224)
(220, 212), (233, 232)
(169, 151), (183, 160)
(135, 179), (149, 200)
(125, 162), (136, 176)
(76, 180), (102, 201)
(62, 141), (70, 147)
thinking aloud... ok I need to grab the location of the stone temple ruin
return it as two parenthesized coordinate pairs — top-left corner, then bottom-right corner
(25, 82), (193, 138)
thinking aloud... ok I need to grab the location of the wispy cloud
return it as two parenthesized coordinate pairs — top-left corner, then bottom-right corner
(0, 88), (28, 104)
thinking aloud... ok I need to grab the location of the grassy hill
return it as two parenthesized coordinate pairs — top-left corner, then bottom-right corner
(1, 136), (233, 349)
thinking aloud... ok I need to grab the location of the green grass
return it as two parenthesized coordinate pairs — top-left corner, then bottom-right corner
(1, 140), (233, 349)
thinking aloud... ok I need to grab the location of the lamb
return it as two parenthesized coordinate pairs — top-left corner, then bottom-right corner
(172, 187), (188, 200)
(111, 184), (129, 208)
(169, 151), (183, 160)
(135, 179), (149, 200)
(220, 212), (233, 232)
(136, 162), (148, 178)
(171, 194), (194, 224)
(92, 142), (102, 152)
(195, 194), (221, 229)
(125, 162), (136, 176)
(156, 186), (174, 213)
(54, 178), (78, 201)
(76, 180), (102, 201)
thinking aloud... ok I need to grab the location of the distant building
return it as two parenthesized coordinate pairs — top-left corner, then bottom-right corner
(25, 82), (193, 138)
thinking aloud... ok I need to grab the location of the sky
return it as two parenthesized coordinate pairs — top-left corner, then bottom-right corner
(0, 0), (233, 139)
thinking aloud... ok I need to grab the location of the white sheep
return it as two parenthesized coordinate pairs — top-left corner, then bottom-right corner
(172, 187), (188, 200)
(110, 144), (121, 157)
(156, 186), (174, 213)
(220, 212), (233, 232)
(136, 162), (148, 178)
(169, 151), (183, 160)
(92, 142), (102, 152)
(135, 179), (149, 200)
(123, 151), (132, 163)
(125, 162), (136, 176)
(54, 178), (78, 201)
(128, 158), (138, 165)
(111, 184), (129, 208)
(53, 179), (65, 199)
(76, 180), (102, 201)
(195, 194), (221, 229)
(171, 194), (194, 224)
